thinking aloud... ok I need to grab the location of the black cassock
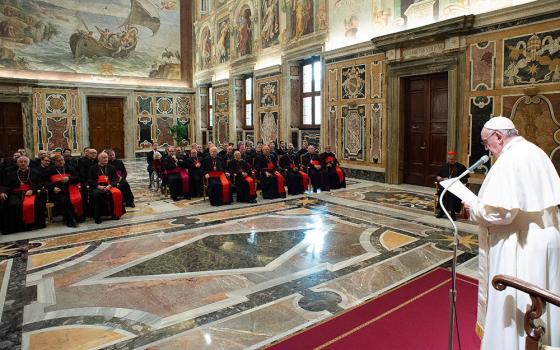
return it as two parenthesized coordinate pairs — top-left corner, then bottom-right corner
(320, 152), (346, 190)
(228, 159), (257, 203)
(109, 159), (135, 206)
(302, 153), (327, 192)
(256, 153), (286, 199)
(185, 156), (203, 198)
(162, 156), (190, 200)
(2, 168), (46, 234)
(88, 164), (123, 221)
(202, 156), (232, 206)
(78, 157), (97, 216)
(436, 162), (469, 214)
(279, 152), (306, 195)
(44, 165), (83, 224)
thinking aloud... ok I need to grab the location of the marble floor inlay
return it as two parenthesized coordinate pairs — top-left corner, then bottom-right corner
(0, 159), (480, 350)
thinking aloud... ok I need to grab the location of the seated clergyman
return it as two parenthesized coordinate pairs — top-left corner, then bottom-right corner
(435, 151), (468, 221)
(88, 152), (123, 224)
(202, 146), (232, 206)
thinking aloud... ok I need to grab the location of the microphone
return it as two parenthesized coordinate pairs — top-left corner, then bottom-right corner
(466, 155), (489, 172)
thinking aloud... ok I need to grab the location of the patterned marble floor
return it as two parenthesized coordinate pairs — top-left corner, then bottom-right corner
(0, 160), (479, 350)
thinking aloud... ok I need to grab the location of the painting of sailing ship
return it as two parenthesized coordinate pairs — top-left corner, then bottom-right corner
(0, 0), (181, 79)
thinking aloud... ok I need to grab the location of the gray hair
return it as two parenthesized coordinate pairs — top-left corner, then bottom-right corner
(495, 128), (519, 138)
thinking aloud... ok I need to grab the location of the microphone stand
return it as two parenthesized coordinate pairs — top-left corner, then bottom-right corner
(440, 168), (470, 350)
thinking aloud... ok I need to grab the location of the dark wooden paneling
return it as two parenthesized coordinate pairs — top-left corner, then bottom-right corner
(404, 73), (448, 187)
(88, 97), (125, 158)
(0, 102), (23, 157)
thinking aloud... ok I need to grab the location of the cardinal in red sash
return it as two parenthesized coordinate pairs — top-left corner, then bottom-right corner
(228, 151), (257, 203)
(256, 145), (286, 199)
(87, 152), (123, 224)
(302, 145), (327, 193)
(107, 149), (135, 207)
(1, 156), (46, 233)
(44, 154), (83, 227)
(202, 146), (232, 206)
(320, 145), (346, 190)
(279, 143), (308, 195)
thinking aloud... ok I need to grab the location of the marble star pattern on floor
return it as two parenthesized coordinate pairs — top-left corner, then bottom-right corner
(0, 159), (480, 350)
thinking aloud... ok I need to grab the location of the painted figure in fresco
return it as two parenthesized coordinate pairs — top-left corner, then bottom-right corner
(201, 28), (212, 69)
(344, 15), (359, 39)
(216, 20), (230, 63)
(261, 0), (279, 47)
(237, 7), (252, 56)
(292, 0), (312, 40)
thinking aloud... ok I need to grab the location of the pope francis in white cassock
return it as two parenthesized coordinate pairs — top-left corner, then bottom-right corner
(465, 116), (560, 349)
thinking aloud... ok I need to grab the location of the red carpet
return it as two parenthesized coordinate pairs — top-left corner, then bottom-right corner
(267, 268), (480, 350)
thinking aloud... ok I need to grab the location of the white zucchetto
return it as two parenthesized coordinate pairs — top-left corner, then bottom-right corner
(483, 116), (516, 130)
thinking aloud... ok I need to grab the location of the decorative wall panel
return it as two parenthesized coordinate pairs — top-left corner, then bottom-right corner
(256, 75), (281, 144)
(468, 96), (493, 174)
(214, 88), (230, 146)
(370, 103), (382, 163)
(134, 93), (195, 150)
(503, 93), (560, 174)
(371, 61), (383, 98)
(328, 69), (338, 102)
(341, 65), (366, 100)
(32, 88), (81, 154)
(470, 41), (495, 91)
(342, 105), (365, 161)
(326, 54), (385, 168)
(503, 30), (560, 87)
(328, 106), (337, 149)
(260, 111), (279, 144)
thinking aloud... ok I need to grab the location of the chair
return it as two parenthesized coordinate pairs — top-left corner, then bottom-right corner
(492, 275), (560, 350)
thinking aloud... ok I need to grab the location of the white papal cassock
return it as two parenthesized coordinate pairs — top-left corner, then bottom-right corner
(468, 136), (560, 350)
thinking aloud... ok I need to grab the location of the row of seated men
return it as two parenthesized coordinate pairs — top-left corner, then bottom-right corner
(0, 147), (135, 234)
(147, 140), (346, 206)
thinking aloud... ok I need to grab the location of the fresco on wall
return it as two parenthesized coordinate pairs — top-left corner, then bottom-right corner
(0, 0), (182, 79)
(503, 30), (560, 87)
(260, 0), (279, 49)
(235, 5), (253, 57)
(199, 26), (212, 70)
(287, 0), (313, 41)
(326, 0), (535, 51)
(216, 16), (230, 63)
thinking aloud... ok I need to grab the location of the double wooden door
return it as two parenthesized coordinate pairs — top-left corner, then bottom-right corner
(0, 102), (24, 157)
(403, 73), (448, 187)
(88, 97), (125, 158)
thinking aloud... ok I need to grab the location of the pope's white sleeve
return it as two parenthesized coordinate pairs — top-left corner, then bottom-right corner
(469, 202), (519, 227)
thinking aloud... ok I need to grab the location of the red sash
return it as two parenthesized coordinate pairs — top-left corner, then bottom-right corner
(299, 171), (309, 191)
(311, 160), (320, 166)
(208, 171), (230, 204)
(325, 156), (335, 164)
(274, 171), (285, 194)
(166, 167), (189, 193)
(97, 175), (123, 218)
(335, 166), (345, 183)
(13, 183), (35, 225)
(50, 173), (83, 217)
(244, 176), (256, 196)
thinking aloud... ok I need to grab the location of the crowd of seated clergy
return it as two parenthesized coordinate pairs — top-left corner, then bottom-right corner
(147, 140), (346, 206)
(0, 141), (346, 234)
(0, 147), (134, 234)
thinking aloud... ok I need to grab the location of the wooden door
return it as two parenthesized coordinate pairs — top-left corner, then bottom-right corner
(403, 73), (448, 187)
(0, 102), (24, 157)
(88, 97), (125, 158)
